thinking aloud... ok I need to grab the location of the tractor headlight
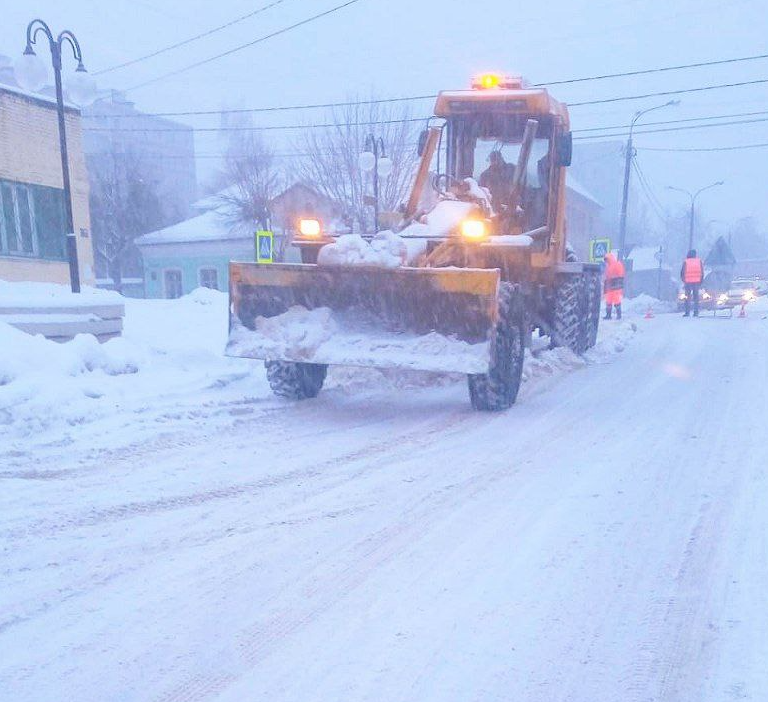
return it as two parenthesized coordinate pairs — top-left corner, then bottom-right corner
(298, 218), (322, 237)
(460, 218), (488, 241)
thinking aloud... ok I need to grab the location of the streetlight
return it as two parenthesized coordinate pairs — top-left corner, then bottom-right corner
(617, 99), (680, 260)
(14, 19), (98, 293)
(666, 181), (724, 252)
(358, 135), (392, 233)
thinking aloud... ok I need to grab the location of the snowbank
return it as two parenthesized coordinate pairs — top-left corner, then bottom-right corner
(0, 280), (122, 308)
(227, 307), (491, 374)
(0, 288), (256, 440)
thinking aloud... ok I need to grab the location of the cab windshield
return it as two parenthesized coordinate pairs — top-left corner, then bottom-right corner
(448, 114), (554, 232)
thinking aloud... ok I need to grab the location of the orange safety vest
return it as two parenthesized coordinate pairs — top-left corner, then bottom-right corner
(683, 257), (703, 284)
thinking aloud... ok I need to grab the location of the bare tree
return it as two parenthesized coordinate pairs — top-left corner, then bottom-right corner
(293, 99), (420, 233)
(88, 147), (163, 293)
(213, 127), (281, 233)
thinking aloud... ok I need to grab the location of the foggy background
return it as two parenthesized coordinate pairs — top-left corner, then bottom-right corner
(1, 0), (766, 251)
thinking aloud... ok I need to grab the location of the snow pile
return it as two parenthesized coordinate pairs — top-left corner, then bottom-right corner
(463, 177), (493, 210)
(0, 287), (257, 440)
(317, 233), (406, 268)
(0, 279), (122, 308)
(233, 307), (337, 359)
(422, 200), (476, 237)
(227, 306), (491, 375)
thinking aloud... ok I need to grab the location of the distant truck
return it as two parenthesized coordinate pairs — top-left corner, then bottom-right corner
(226, 74), (601, 410)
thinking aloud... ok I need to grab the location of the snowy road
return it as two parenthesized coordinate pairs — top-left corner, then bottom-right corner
(2, 304), (767, 701)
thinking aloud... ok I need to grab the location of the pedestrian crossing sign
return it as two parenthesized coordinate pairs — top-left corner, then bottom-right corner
(256, 231), (274, 263)
(589, 238), (611, 263)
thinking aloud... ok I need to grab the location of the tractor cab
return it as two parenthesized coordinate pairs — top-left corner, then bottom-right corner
(425, 74), (573, 257)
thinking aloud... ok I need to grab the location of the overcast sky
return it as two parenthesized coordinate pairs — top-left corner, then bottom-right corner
(2, 0), (767, 234)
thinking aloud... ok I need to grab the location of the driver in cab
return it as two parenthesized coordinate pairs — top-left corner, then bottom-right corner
(479, 150), (516, 210)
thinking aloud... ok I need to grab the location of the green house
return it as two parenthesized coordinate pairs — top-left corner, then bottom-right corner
(136, 206), (254, 299)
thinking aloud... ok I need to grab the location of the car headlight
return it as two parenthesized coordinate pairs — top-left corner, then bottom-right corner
(701, 291), (711, 300)
(743, 291), (755, 301)
(460, 218), (488, 241)
(678, 292), (687, 301)
(718, 293), (728, 303)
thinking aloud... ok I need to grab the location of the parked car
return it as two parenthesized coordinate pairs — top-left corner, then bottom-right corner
(716, 279), (759, 310)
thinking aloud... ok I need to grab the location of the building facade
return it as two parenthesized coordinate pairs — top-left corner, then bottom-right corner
(82, 90), (197, 283)
(0, 72), (95, 285)
(136, 206), (252, 298)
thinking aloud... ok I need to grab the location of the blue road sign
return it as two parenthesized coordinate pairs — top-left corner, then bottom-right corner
(256, 230), (274, 263)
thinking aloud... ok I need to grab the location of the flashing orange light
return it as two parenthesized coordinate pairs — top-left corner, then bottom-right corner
(298, 218), (322, 237)
(477, 73), (502, 90)
(471, 73), (523, 90)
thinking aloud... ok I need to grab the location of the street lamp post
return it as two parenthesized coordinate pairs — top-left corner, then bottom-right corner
(14, 19), (97, 293)
(359, 135), (392, 233)
(617, 99), (679, 260)
(666, 181), (724, 252)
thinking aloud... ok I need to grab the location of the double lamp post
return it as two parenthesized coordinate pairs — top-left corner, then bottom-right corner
(14, 19), (98, 293)
(358, 135), (392, 232)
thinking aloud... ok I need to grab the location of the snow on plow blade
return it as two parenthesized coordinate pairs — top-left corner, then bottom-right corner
(225, 262), (500, 374)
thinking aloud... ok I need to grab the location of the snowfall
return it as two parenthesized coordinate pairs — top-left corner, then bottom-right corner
(1, 282), (767, 702)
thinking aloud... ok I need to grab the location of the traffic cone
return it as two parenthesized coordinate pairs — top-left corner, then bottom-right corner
(645, 305), (654, 319)
(739, 302), (747, 318)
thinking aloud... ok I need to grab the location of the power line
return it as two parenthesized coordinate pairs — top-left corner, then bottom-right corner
(639, 142), (768, 152)
(83, 116), (427, 133)
(568, 78), (768, 107)
(94, 0), (290, 75)
(573, 115), (768, 141)
(631, 157), (668, 223)
(535, 52), (768, 87)
(124, 0), (365, 92)
(86, 52), (768, 118)
(83, 113), (768, 135)
(573, 109), (768, 133)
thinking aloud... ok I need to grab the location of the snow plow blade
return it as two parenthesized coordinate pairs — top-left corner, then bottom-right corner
(225, 262), (500, 374)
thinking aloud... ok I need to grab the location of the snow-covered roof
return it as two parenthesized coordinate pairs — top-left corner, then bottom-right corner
(627, 246), (670, 271)
(566, 175), (601, 207)
(135, 208), (248, 246)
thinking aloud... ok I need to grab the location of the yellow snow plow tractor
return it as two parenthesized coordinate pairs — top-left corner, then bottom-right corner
(226, 74), (602, 410)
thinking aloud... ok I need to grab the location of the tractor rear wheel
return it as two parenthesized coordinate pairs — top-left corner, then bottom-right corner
(585, 270), (602, 349)
(551, 273), (589, 355)
(265, 361), (328, 400)
(467, 282), (525, 412)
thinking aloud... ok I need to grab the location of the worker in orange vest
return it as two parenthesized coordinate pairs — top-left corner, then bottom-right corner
(603, 252), (625, 320)
(680, 249), (704, 317)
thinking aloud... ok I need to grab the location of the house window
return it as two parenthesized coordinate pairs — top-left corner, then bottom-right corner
(199, 267), (218, 290)
(163, 269), (183, 299)
(0, 179), (67, 260)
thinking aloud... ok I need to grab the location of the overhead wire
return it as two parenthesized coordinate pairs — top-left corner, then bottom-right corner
(94, 0), (290, 75)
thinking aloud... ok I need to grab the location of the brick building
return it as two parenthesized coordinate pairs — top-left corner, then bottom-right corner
(0, 59), (94, 285)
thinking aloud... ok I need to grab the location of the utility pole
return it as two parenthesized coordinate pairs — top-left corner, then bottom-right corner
(617, 100), (679, 261)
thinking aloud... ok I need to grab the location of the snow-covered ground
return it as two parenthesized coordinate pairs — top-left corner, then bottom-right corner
(1, 288), (767, 701)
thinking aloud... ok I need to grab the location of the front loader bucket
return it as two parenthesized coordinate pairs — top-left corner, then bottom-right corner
(226, 262), (500, 374)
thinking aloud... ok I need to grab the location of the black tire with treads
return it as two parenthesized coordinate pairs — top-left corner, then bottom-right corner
(585, 270), (602, 349)
(265, 361), (328, 400)
(467, 282), (525, 412)
(551, 273), (589, 355)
